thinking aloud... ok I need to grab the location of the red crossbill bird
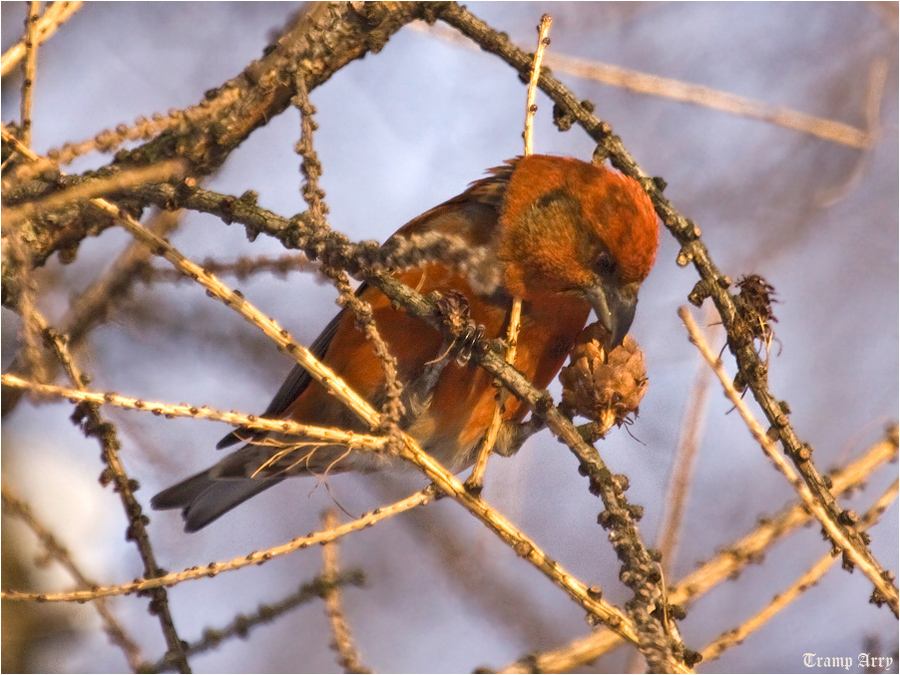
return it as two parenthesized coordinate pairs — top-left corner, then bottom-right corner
(152, 155), (658, 531)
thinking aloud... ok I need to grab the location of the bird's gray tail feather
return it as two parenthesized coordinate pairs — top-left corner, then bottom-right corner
(152, 471), (282, 532)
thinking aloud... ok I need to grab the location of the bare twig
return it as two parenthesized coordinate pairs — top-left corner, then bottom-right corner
(1, 373), (389, 450)
(18, 2), (40, 149)
(1, 1), (83, 77)
(321, 511), (372, 674)
(2, 122), (49, 166)
(1, 121), (55, 184)
(293, 74), (328, 225)
(468, 13), (551, 491)
(523, 14), (552, 156)
(324, 264), (405, 429)
(679, 306), (898, 614)
(627, 320), (714, 674)
(5, 232), (47, 386)
(292, 74), (404, 430)
(7, 109), (224, 187)
(3, 131), (45, 393)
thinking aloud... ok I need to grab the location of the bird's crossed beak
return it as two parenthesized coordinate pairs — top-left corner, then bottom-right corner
(584, 282), (638, 349)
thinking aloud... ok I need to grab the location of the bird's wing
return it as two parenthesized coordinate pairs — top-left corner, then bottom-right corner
(215, 160), (518, 450)
(215, 308), (345, 449)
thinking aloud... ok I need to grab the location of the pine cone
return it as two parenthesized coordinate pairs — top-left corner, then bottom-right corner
(559, 321), (647, 436)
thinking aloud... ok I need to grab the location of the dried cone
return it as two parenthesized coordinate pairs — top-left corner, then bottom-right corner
(559, 321), (647, 436)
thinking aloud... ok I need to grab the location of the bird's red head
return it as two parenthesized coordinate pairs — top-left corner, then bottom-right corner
(497, 155), (658, 347)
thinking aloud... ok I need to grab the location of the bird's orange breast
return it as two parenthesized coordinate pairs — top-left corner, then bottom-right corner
(283, 265), (590, 470)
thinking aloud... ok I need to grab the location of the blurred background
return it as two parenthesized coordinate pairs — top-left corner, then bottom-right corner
(1, 2), (897, 673)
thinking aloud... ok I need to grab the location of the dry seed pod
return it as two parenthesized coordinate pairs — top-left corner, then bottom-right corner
(560, 321), (647, 435)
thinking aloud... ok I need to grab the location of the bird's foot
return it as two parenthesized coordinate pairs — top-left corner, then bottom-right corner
(432, 290), (486, 366)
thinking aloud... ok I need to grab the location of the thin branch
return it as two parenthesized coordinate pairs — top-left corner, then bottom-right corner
(2, 488), (434, 602)
(6, 109), (225, 188)
(628, 319), (715, 674)
(19, 2), (40, 149)
(324, 264), (405, 429)
(3, 131), (45, 394)
(701, 479), (899, 663)
(5, 229), (47, 386)
(679, 306), (898, 613)
(468, 13), (551, 491)
(522, 14), (552, 156)
(1, 373), (390, 450)
(321, 511), (372, 674)
(131, 183), (494, 292)
(1, 121), (54, 183)
(293, 74), (328, 226)
(0, 1), (83, 77)
(1, 483), (145, 670)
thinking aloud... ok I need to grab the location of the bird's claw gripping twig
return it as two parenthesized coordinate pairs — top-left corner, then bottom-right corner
(493, 416), (546, 457)
(432, 290), (486, 366)
(398, 291), (486, 428)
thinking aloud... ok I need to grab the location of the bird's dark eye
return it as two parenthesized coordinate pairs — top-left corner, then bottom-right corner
(594, 251), (617, 276)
